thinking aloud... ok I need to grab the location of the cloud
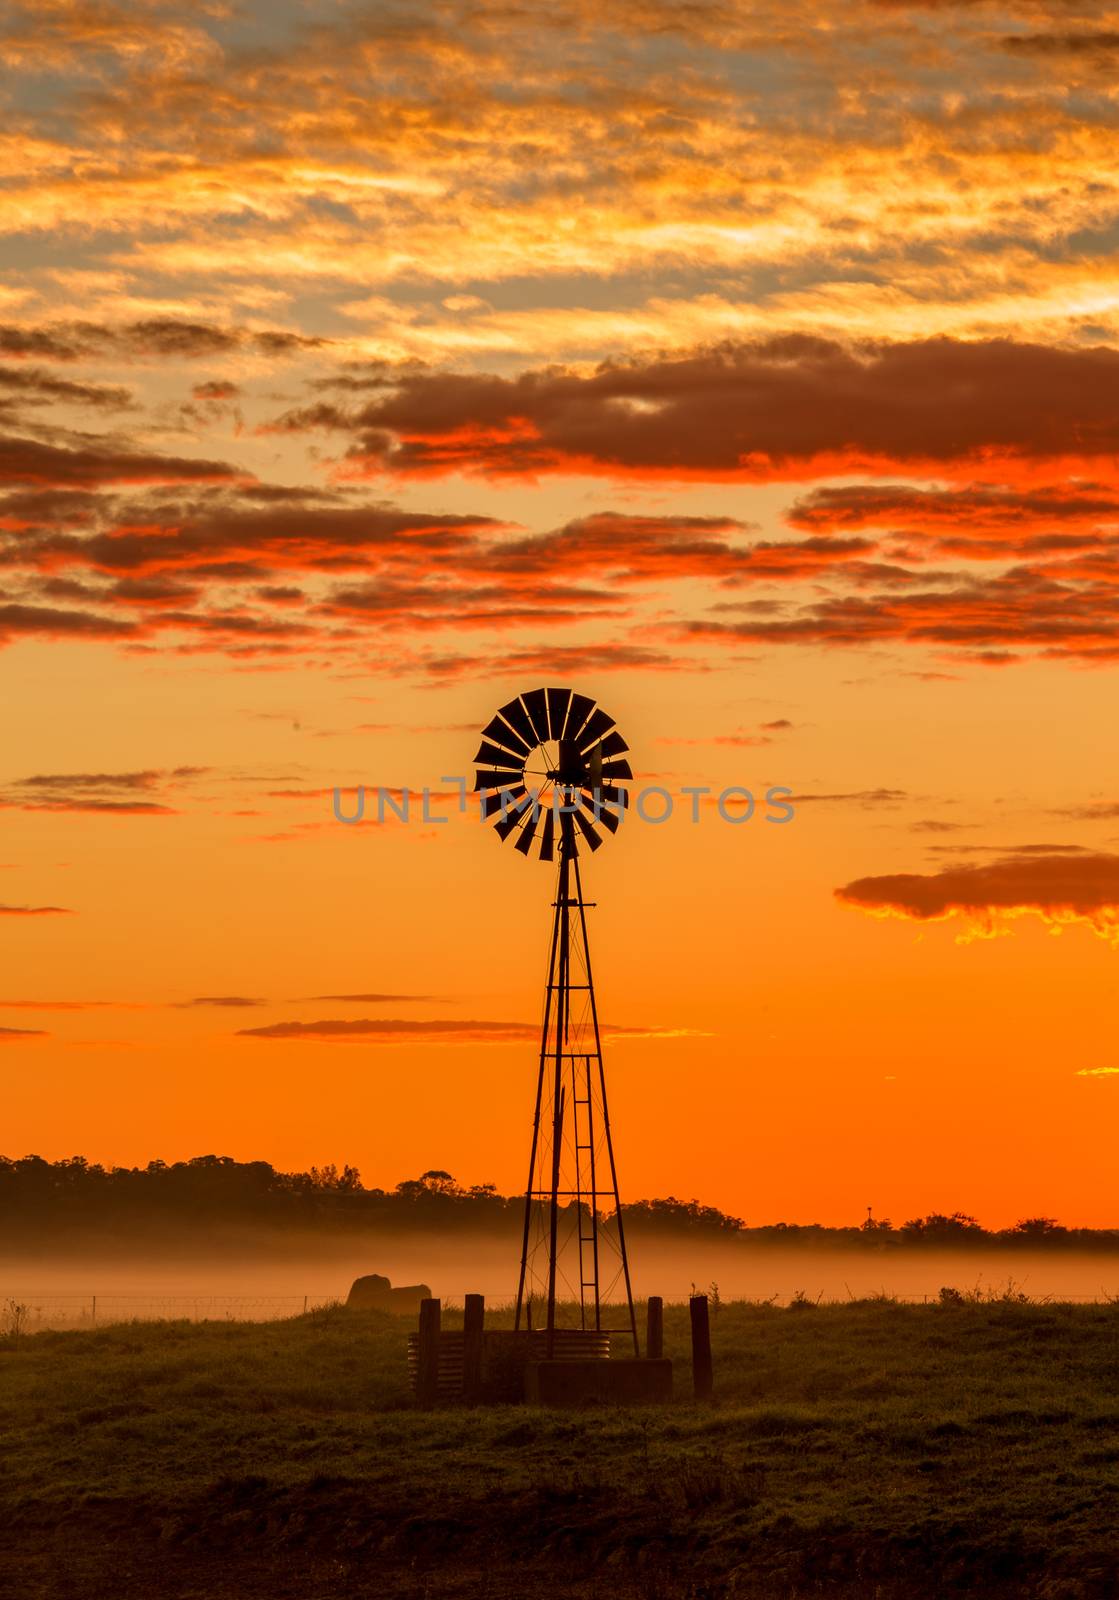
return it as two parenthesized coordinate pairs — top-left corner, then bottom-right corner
(0, 768), (202, 814)
(1003, 32), (1119, 60)
(1075, 1067), (1119, 1077)
(12, 486), (499, 577)
(792, 788), (910, 807)
(785, 483), (1119, 547)
(185, 996), (267, 1008)
(0, 1026), (47, 1041)
(288, 339), (1119, 484)
(675, 565), (1119, 662)
(0, 320), (325, 363)
(413, 642), (693, 680)
(238, 1017), (696, 1042)
(0, 999), (134, 1010)
(836, 850), (1119, 944)
(239, 1018), (551, 1043)
(192, 380), (240, 401)
(300, 992), (436, 1002)
(473, 513), (871, 585)
(0, 365), (132, 413)
(0, 903), (72, 916)
(0, 433), (242, 490)
(0, 603), (139, 645)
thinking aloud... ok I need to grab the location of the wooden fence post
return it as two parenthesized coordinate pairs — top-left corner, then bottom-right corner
(417, 1297), (441, 1407)
(689, 1294), (713, 1400)
(463, 1293), (485, 1403)
(646, 1295), (663, 1360)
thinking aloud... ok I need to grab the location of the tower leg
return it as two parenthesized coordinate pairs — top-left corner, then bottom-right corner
(515, 839), (638, 1356)
(515, 854), (564, 1330)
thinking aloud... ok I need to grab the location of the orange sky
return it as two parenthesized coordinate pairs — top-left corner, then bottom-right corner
(4, 0), (1119, 1226)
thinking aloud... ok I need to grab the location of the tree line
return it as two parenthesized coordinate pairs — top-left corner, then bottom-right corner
(2, 1155), (1117, 1250)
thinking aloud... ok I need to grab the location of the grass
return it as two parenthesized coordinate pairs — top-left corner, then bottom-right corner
(2, 1299), (1118, 1598)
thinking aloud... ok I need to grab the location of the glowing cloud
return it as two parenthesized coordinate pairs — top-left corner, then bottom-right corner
(836, 851), (1119, 944)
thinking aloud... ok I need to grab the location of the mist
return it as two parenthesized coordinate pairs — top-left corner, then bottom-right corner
(6, 1232), (1119, 1326)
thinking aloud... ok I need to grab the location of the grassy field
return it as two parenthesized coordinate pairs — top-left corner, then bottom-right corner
(2, 1298), (1117, 1599)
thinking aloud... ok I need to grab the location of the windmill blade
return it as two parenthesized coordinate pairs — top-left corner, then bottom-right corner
(539, 807), (555, 861)
(572, 809), (603, 852)
(482, 713), (531, 757)
(482, 785), (527, 818)
(475, 769), (526, 791)
(495, 796), (534, 840)
(498, 695), (537, 749)
(600, 758), (633, 781)
(584, 741), (605, 790)
(521, 687), (550, 743)
(473, 739), (524, 772)
(595, 729), (629, 760)
(563, 691), (595, 745)
(583, 783), (628, 811)
(583, 794), (620, 833)
(546, 686), (572, 739)
(576, 707), (616, 751)
(514, 807), (541, 855)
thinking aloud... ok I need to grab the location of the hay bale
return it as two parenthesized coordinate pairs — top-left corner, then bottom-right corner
(346, 1273), (432, 1314)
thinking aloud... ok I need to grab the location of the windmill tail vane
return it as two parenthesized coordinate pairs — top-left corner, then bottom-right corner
(473, 687), (639, 1357)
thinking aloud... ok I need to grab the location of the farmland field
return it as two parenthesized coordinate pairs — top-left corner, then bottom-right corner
(3, 1299), (1118, 1598)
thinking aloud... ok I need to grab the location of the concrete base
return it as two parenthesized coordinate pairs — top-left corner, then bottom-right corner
(524, 1358), (673, 1406)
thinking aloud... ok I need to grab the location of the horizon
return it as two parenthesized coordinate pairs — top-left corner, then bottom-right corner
(2, 1151), (1115, 1236)
(5, 1), (1119, 1232)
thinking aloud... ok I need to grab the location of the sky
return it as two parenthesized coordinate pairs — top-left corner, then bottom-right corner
(4, 0), (1119, 1227)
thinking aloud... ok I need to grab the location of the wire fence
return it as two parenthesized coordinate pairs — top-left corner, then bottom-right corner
(2, 1287), (1115, 1331)
(0, 1294), (340, 1329)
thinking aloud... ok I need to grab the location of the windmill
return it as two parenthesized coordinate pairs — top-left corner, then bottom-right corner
(473, 686), (639, 1357)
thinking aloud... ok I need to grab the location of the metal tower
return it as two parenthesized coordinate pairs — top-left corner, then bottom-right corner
(473, 687), (639, 1356)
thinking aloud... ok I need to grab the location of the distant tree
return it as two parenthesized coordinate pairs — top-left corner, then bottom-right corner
(1009, 1217), (1068, 1239)
(395, 1170), (462, 1200)
(306, 1163), (363, 1191)
(622, 1196), (745, 1234)
(901, 1212), (984, 1243)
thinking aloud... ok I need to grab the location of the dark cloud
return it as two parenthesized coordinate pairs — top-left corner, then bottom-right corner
(108, 577), (202, 605)
(0, 904), (72, 916)
(278, 338), (1119, 481)
(473, 512), (871, 584)
(0, 434), (240, 489)
(1049, 801), (1119, 821)
(836, 850), (1119, 939)
(0, 321), (325, 363)
(792, 788), (909, 807)
(0, 325), (86, 361)
(785, 483), (1119, 538)
(192, 380), (241, 401)
(186, 996), (267, 1008)
(0, 603), (138, 643)
(18, 493), (498, 575)
(676, 564), (1119, 661)
(0, 365), (132, 411)
(238, 1016), (681, 1041)
(415, 641), (691, 679)
(0, 1025), (48, 1040)
(301, 992), (436, 1002)
(0, 767), (205, 815)
(238, 1017), (542, 1042)
(17, 770), (168, 790)
(1003, 31), (1119, 58)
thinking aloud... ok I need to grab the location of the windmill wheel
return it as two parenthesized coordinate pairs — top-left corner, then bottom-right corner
(473, 687), (633, 859)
